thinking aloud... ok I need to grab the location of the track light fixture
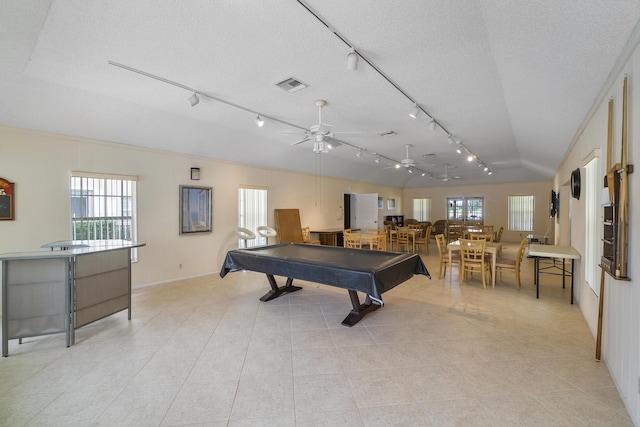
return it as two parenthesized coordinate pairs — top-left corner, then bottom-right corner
(346, 48), (359, 71)
(456, 147), (463, 154)
(487, 170), (493, 175)
(467, 154), (475, 162)
(254, 115), (264, 127)
(447, 135), (455, 145)
(188, 92), (199, 107)
(375, 155), (381, 164)
(409, 104), (420, 119)
(429, 119), (436, 131)
(356, 149), (362, 157)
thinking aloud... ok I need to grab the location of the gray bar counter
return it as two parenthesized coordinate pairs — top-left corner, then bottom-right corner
(1, 240), (145, 356)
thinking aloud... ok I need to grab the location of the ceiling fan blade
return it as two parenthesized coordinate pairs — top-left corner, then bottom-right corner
(324, 135), (342, 147)
(291, 137), (311, 146)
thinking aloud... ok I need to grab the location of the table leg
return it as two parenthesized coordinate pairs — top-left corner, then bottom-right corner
(341, 291), (381, 327)
(491, 251), (497, 288)
(570, 259), (574, 304)
(259, 275), (302, 301)
(533, 257), (540, 299)
(562, 258), (566, 288)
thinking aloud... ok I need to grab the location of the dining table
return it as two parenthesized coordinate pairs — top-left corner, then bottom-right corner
(448, 240), (503, 287)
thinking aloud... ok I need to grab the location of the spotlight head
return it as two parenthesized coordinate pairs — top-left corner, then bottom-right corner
(429, 119), (436, 131)
(375, 155), (381, 164)
(346, 49), (359, 71)
(487, 170), (493, 175)
(447, 135), (454, 145)
(409, 103), (420, 119)
(255, 115), (264, 127)
(188, 92), (199, 107)
(456, 147), (462, 154)
(467, 155), (474, 162)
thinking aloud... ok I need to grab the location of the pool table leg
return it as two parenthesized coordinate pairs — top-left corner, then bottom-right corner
(341, 291), (381, 327)
(259, 275), (302, 301)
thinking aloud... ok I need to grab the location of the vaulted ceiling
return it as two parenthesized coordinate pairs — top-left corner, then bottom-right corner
(2, 1), (640, 187)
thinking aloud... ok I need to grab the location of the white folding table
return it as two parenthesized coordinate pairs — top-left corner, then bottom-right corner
(528, 244), (580, 303)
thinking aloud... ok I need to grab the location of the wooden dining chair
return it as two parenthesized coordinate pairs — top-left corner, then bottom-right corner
(396, 227), (411, 252)
(343, 232), (362, 248)
(384, 223), (396, 250)
(469, 232), (493, 243)
(301, 226), (321, 245)
(495, 237), (528, 289)
(495, 226), (504, 243)
(414, 225), (431, 255)
(459, 238), (491, 289)
(435, 233), (460, 279)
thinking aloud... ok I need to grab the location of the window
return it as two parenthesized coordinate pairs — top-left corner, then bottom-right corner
(70, 172), (138, 260)
(508, 195), (535, 231)
(447, 197), (483, 222)
(412, 198), (431, 221)
(238, 186), (267, 248)
(584, 159), (600, 294)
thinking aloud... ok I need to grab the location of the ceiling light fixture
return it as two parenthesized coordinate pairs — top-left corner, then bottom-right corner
(429, 119), (436, 131)
(313, 141), (329, 154)
(487, 170), (493, 175)
(356, 149), (362, 157)
(409, 104), (420, 119)
(467, 154), (474, 162)
(255, 115), (264, 127)
(188, 92), (199, 107)
(447, 135), (455, 145)
(375, 155), (381, 163)
(456, 147), (463, 154)
(346, 48), (359, 71)
(421, 172), (426, 177)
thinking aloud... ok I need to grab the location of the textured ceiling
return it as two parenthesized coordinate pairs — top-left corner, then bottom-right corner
(2, 0), (640, 188)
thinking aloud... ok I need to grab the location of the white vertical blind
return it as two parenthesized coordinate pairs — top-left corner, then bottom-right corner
(238, 187), (268, 248)
(412, 198), (431, 221)
(508, 195), (534, 231)
(584, 159), (600, 294)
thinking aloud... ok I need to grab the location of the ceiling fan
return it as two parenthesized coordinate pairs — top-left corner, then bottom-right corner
(385, 144), (434, 169)
(440, 164), (462, 182)
(290, 99), (352, 151)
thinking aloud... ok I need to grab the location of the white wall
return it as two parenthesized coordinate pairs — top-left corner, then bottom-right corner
(555, 46), (640, 424)
(0, 126), (401, 287)
(402, 180), (553, 243)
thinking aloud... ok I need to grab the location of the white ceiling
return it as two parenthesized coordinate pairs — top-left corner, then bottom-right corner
(2, 1), (640, 188)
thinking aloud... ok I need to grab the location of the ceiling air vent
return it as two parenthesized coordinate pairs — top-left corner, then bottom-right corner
(275, 77), (308, 93)
(377, 130), (397, 137)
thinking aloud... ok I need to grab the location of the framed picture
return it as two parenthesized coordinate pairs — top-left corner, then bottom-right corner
(387, 198), (396, 209)
(180, 186), (212, 234)
(0, 177), (14, 220)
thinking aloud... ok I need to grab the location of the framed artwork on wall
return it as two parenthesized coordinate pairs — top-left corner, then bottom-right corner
(180, 185), (212, 234)
(0, 177), (14, 220)
(387, 198), (396, 209)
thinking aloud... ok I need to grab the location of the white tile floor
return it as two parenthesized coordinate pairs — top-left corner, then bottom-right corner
(0, 242), (633, 426)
